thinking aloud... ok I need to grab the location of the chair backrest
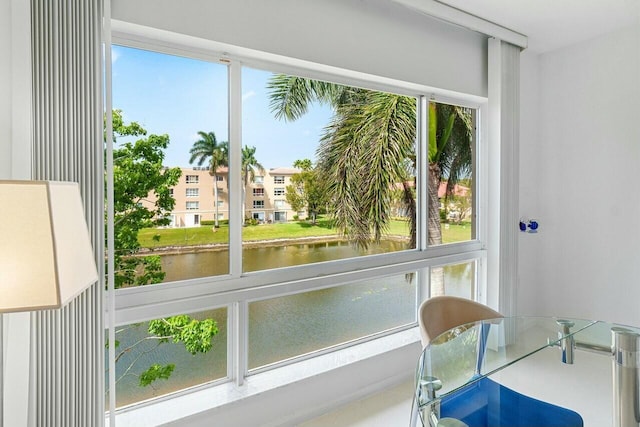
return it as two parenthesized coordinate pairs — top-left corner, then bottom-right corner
(418, 296), (503, 347)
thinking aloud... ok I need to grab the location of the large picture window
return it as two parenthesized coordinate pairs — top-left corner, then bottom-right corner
(106, 39), (484, 414)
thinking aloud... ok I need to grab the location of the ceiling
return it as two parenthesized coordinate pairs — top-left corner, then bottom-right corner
(436, 0), (640, 53)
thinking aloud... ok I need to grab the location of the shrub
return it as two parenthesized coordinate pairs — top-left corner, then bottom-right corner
(202, 219), (228, 227)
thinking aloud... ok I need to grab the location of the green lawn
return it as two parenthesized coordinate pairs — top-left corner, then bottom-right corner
(138, 218), (471, 249)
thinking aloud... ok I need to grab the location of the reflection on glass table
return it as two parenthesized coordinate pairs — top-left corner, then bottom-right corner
(413, 317), (640, 427)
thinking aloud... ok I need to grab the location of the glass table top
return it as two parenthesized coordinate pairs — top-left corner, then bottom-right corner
(414, 317), (640, 426)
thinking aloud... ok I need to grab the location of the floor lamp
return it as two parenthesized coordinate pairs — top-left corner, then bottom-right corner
(0, 180), (99, 427)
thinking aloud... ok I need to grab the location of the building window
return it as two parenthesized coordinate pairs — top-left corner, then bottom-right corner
(186, 188), (199, 198)
(216, 175), (224, 182)
(217, 200), (224, 207)
(186, 175), (199, 184)
(274, 200), (285, 209)
(253, 200), (264, 209)
(253, 188), (264, 197)
(274, 187), (285, 196)
(254, 175), (264, 184)
(186, 201), (199, 210)
(273, 176), (285, 184)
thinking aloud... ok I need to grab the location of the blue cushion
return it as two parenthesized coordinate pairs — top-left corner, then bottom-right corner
(440, 377), (583, 427)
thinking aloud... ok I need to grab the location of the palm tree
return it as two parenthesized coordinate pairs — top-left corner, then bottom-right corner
(189, 131), (228, 228)
(267, 74), (473, 251)
(241, 146), (265, 222)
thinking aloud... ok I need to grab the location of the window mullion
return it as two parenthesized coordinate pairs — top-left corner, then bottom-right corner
(417, 96), (429, 251)
(230, 300), (248, 386)
(228, 60), (243, 276)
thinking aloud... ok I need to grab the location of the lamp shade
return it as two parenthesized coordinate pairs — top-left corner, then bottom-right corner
(0, 180), (98, 312)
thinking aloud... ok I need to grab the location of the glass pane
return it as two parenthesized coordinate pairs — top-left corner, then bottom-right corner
(106, 307), (227, 408)
(428, 102), (476, 246)
(430, 260), (476, 299)
(111, 45), (230, 287)
(241, 67), (417, 272)
(248, 273), (416, 370)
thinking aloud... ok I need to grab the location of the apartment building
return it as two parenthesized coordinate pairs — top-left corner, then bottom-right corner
(163, 166), (305, 227)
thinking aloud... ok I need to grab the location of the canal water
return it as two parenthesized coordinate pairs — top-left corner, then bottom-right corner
(110, 241), (473, 408)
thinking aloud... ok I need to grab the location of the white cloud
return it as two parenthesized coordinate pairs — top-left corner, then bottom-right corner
(242, 90), (256, 102)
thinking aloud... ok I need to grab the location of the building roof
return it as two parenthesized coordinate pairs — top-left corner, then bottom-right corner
(269, 167), (301, 175)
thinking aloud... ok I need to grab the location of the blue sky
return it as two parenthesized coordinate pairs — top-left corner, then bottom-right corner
(112, 45), (334, 169)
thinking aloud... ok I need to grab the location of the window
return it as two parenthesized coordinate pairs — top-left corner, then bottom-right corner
(107, 40), (484, 415)
(430, 261), (477, 299)
(249, 273), (415, 370)
(110, 307), (227, 407)
(242, 67), (419, 273)
(429, 104), (476, 246)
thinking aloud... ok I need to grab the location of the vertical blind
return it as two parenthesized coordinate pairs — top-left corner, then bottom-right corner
(488, 39), (521, 317)
(30, 0), (104, 426)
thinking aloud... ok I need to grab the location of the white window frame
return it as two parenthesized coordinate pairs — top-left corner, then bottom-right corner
(274, 200), (285, 209)
(253, 175), (264, 184)
(252, 188), (264, 197)
(107, 29), (491, 419)
(186, 188), (199, 198)
(186, 201), (199, 210)
(273, 176), (285, 184)
(185, 174), (199, 184)
(252, 200), (264, 209)
(274, 187), (285, 196)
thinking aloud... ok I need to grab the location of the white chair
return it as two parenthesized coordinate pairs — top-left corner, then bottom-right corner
(418, 296), (503, 348)
(410, 296), (502, 427)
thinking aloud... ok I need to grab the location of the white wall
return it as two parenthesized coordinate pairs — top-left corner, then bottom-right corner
(112, 0), (488, 98)
(517, 49), (542, 316)
(518, 24), (640, 326)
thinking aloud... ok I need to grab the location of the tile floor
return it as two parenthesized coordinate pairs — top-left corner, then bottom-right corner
(298, 380), (415, 427)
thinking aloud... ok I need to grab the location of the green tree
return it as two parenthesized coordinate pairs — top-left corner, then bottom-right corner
(286, 159), (327, 224)
(109, 110), (219, 388)
(189, 131), (229, 228)
(267, 75), (472, 251)
(111, 110), (181, 288)
(241, 146), (265, 222)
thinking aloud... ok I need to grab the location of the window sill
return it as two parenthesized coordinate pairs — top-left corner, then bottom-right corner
(111, 328), (421, 427)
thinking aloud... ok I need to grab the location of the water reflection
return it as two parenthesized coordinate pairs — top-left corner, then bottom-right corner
(160, 239), (408, 282)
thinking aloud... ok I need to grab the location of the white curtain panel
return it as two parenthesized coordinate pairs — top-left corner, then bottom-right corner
(489, 39), (521, 318)
(30, 0), (104, 425)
